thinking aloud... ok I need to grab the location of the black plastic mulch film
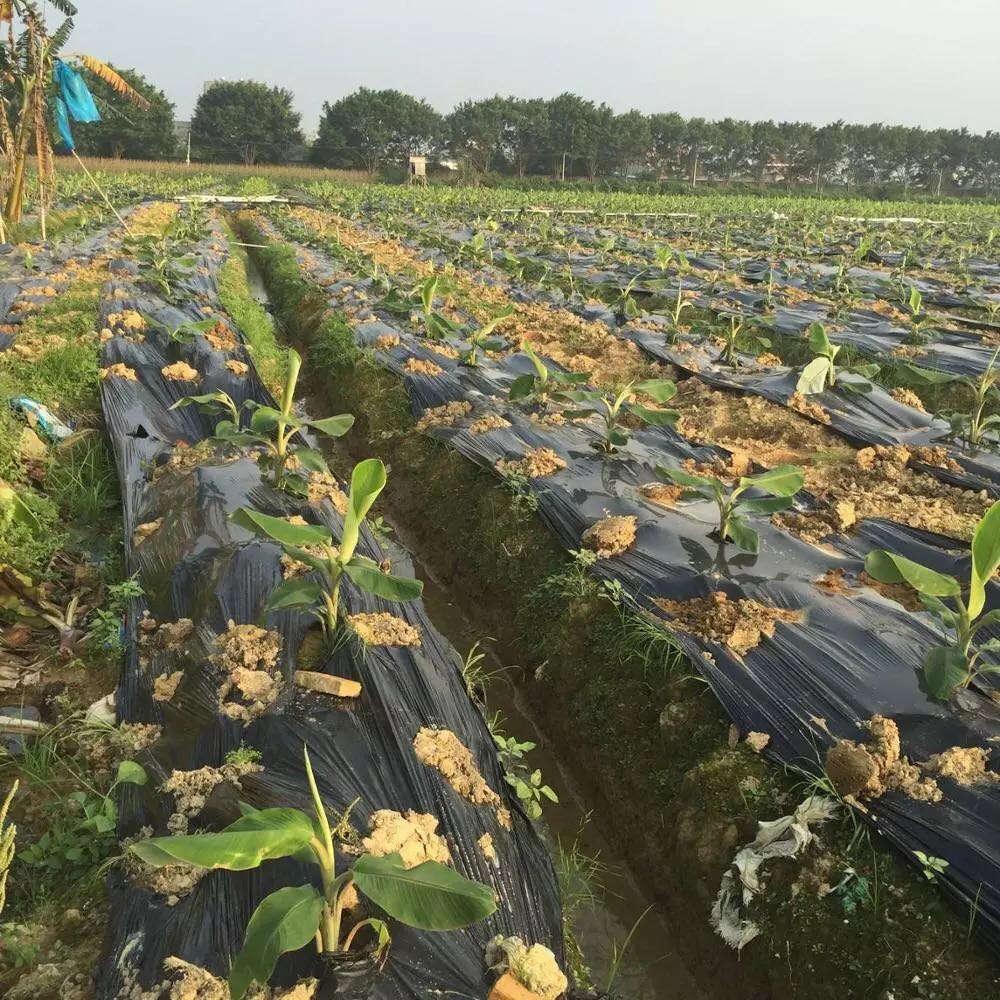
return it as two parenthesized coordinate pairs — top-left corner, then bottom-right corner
(86, 219), (564, 998)
(399, 214), (1000, 497)
(250, 210), (1000, 950)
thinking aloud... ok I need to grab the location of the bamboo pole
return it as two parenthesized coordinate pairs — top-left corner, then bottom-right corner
(37, 152), (46, 242)
(70, 149), (132, 236)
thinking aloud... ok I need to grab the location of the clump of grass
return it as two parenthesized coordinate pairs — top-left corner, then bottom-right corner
(224, 743), (263, 767)
(45, 435), (119, 524)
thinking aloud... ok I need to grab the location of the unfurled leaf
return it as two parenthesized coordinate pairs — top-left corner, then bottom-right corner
(739, 496), (797, 515)
(353, 852), (496, 931)
(307, 414), (355, 438)
(232, 509), (332, 548)
(797, 356), (830, 396)
(249, 407), (283, 433)
(656, 465), (717, 491)
(130, 809), (314, 871)
(726, 515), (759, 553)
(740, 465), (805, 498)
(265, 578), (324, 613)
(338, 459), (387, 564)
(864, 551), (961, 598)
(921, 645), (969, 700)
(630, 404), (679, 427)
(228, 885), (324, 1000)
(969, 501), (1000, 619)
(115, 761), (148, 787)
(807, 322), (833, 357)
(345, 556), (423, 602)
(508, 374), (536, 400)
(632, 379), (677, 404)
(291, 448), (329, 474)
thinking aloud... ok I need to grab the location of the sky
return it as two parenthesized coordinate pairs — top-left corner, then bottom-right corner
(69, 0), (1000, 134)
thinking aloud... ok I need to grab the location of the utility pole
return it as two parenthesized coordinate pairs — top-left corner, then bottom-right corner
(186, 127), (192, 166)
(561, 151), (567, 182)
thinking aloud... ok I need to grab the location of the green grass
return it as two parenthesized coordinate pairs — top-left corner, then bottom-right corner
(216, 231), (288, 395)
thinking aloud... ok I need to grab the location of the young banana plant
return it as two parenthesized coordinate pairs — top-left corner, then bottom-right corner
(459, 307), (514, 367)
(233, 459), (422, 635)
(560, 379), (679, 452)
(130, 746), (495, 999)
(715, 315), (772, 366)
(614, 270), (648, 321)
(418, 275), (459, 340)
(656, 464), (805, 554)
(864, 501), (1000, 699)
(169, 388), (242, 435)
(198, 349), (354, 492)
(508, 342), (590, 407)
(796, 323), (879, 395)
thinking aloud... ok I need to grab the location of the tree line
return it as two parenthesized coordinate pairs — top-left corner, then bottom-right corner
(72, 73), (1000, 197)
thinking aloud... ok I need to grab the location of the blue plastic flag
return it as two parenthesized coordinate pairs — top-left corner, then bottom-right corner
(54, 60), (101, 123)
(54, 95), (75, 150)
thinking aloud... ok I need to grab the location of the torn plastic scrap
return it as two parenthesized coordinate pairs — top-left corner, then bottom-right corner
(711, 794), (839, 950)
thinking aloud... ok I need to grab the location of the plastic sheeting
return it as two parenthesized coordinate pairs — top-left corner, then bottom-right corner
(346, 211), (1000, 498)
(252, 213), (1000, 953)
(94, 218), (565, 998)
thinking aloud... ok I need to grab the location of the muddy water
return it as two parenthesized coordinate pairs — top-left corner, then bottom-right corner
(240, 242), (707, 1000)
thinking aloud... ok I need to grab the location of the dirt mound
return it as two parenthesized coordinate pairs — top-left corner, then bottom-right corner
(413, 727), (511, 828)
(347, 612), (422, 647)
(359, 809), (451, 867)
(496, 447), (566, 479)
(826, 715), (942, 802)
(654, 591), (801, 657)
(581, 515), (637, 557)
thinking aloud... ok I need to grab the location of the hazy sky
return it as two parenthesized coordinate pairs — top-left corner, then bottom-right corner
(70, 0), (999, 133)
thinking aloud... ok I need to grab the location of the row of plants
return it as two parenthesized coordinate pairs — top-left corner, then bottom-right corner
(335, 201), (1000, 467)
(86, 206), (571, 999)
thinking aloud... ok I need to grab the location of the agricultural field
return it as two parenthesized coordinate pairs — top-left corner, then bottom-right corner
(2, 168), (1000, 1000)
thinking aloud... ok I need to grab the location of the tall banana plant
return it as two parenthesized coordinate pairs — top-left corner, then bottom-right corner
(0, 0), (148, 224)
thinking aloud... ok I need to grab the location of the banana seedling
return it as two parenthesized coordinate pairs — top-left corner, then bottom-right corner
(459, 307), (514, 367)
(201, 349), (354, 492)
(665, 279), (695, 341)
(796, 323), (879, 395)
(417, 275), (459, 340)
(714, 315), (772, 367)
(169, 389), (242, 435)
(938, 346), (1000, 449)
(508, 342), (590, 407)
(864, 501), (1000, 700)
(560, 379), (679, 453)
(613, 270), (648, 321)
(233, 459), (423, 635)
(656, 464), (806, 554)
(130, 746), (495, 999)
(167, 318), (220, 344)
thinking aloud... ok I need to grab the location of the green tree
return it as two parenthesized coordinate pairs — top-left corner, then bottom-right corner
(313, 88), (441, 174)
(191, 80), (303, 165)
(607, 109), (652, 177)
(506, 97), (549, 178)
(649, 111), (685, 178)
(446, 95), (511, 173)
(545, 92), (601, 179)
(73, 65), (175, 159)
(712, 117), (752, 181)
(681, 117), (717, 186)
